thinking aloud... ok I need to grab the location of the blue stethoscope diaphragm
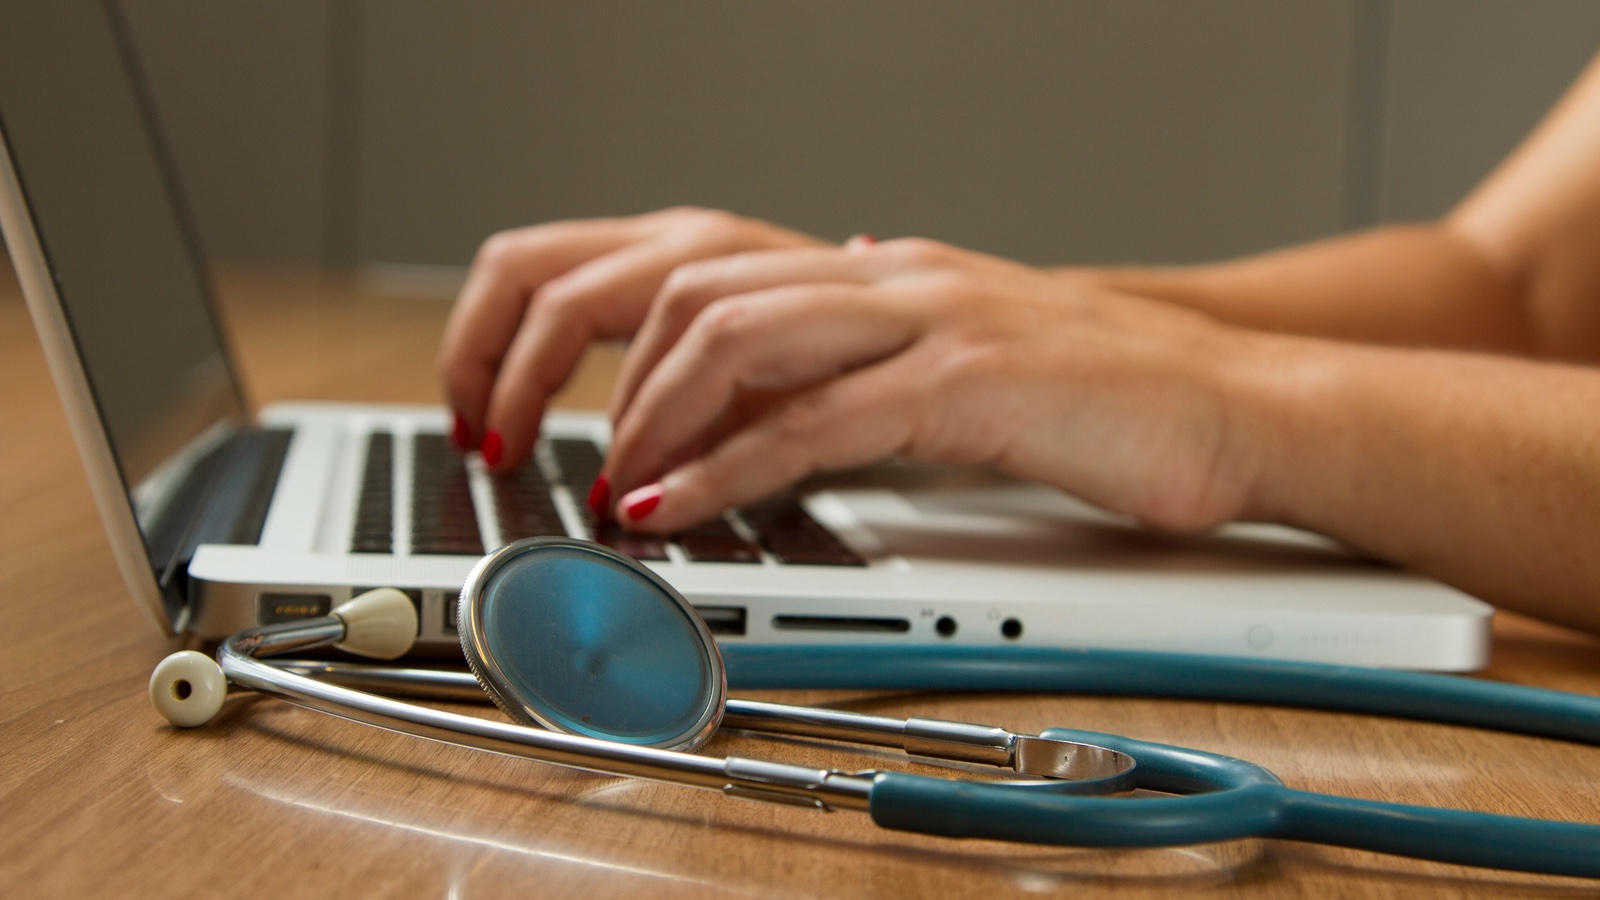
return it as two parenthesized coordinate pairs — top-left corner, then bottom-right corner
(457, 537), (727, 751)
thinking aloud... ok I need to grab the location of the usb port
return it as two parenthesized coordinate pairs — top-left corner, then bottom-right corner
(695, 605), (747, 636)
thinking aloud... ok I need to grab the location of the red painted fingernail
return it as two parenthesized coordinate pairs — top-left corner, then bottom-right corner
(451, 413), (474, 451)
(586, 476), (611, 520)
(481, 430), (503, 467)
(621, 483), (662, 522)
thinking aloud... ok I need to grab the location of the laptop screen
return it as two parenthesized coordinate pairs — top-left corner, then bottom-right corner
(0, 1), (245, 501)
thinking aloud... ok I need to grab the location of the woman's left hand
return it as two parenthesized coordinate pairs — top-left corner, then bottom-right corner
(601, 237), (1269, 534)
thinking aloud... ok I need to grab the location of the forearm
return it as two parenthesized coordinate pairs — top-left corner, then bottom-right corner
(1067, 224), (1536, 354)
(1228, 332), (1600, 633)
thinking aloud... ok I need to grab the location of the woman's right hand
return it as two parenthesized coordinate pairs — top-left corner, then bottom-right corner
(437, 207), (825, 472)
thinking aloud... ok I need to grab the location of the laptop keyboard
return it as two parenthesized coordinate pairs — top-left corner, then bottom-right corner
(353, 431), (864, 566)
(412, 434), (486, 556)
(350, 432), (394, 554)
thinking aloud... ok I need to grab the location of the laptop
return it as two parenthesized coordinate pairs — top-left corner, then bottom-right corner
(0, 0), (1493, 670)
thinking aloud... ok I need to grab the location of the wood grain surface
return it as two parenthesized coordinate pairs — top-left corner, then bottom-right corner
(3, 270), (1599, 899)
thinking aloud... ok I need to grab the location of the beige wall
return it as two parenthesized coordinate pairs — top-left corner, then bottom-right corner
(122, 1), (332, 264)
(1379, 0), (1600, 221)
(115, 1), (1600, 269)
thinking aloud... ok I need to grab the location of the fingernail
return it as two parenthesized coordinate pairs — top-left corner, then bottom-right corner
(846, 233), (877, 250)
(481, 429), (503, 467)
(586, 476), (611, 520)
(621, 483), (662, 522)
(450, 413), (474, 451)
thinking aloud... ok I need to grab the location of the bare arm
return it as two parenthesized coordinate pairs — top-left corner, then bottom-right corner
(1230, 333), (1600, 635)
(1077, 51), (1600, 362)
(1153, 50), (1600, 633)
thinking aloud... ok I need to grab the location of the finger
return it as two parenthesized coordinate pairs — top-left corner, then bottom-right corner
(616, 358), (922, 532)
(438, 208), (730, 439)
(609, 246), (896, 422)
(605, 283), (920, 496)
(480, 234), (732, 471)
(438, 219), (651, 443)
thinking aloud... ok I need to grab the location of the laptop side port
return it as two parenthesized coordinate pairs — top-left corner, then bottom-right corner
(443, 593), (459, 634)
(695, 605), (748, 636)
(772, 615), (911, 633)
(257, 592), (331, 625)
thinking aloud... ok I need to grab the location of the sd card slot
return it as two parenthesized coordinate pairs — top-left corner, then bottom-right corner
(772, 614), (910, 633)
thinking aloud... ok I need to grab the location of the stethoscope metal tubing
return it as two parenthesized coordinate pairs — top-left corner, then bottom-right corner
(276, 660), (1136, 783)
(222, 621), (878, 811)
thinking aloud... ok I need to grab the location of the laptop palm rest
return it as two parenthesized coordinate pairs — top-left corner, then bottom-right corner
(816, 464), (1357, 573)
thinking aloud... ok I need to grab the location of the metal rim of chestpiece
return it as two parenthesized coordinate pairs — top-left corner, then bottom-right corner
(457, 536), (729, 753)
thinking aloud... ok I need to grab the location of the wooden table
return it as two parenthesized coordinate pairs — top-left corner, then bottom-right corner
(4, 269), (1600, 898)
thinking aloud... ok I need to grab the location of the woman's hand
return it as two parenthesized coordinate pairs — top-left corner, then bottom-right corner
(437, 207), (825, 471)
(601, 237), (1267, 534)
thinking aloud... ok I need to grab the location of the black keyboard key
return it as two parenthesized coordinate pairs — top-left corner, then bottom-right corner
(411, 433), (483, 556)
(677, 534), (763, 563)
(414, 538), (488, 556)
(675, 517), (762, 564)
(763, 544), (864, 566)
(739, 496), (865, 566)
(594, 525), (670, 561)
(497, 514), (567, 540)
(351, 431), (394, 554)
(549, 438), (604, 487)
(490, 466), (570, 542)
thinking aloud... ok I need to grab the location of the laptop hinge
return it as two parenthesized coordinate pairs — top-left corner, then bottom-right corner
(152, 427), (294, 620)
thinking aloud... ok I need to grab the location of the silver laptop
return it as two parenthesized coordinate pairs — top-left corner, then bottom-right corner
(0, 0), (1492, 670)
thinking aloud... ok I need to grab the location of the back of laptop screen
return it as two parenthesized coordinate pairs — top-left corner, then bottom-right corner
(0, 1), (244, 508)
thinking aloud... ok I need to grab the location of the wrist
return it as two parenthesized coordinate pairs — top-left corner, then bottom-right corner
(1209, 328), (1349, 529)
(1053, 264), (1188, 296)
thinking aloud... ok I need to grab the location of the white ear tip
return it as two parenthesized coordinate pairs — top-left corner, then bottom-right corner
(150, 650), (228, 727)
(332, 588), (417, 660)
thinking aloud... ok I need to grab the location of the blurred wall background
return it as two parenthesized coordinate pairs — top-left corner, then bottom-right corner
(113, 0), (1600, 275)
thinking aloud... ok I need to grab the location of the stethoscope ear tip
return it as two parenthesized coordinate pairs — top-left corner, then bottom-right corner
(331, 588), (418, 660)
(149, 650), (227, 727)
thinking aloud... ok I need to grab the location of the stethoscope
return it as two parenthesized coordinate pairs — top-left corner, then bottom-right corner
(150, 537), (1600, 879)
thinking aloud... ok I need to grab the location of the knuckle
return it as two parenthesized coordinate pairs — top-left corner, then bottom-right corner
(532, 276), (605, 336)
(658, 260), (716, 312)
(945, 338), (1004, 383)
(680, 208), (748, 250)
(886, 236), (954, 267)
(532, 279), (584, 319)
(473, 229), (526, 270)
(772, 391), (830, 443)
(691, 298), (759, 354)
(910, 272), (975, 318)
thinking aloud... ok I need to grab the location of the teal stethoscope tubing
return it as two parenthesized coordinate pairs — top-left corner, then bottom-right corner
(874, 729), (1600, 877)
(724, 645), (1600, 877)
(723, 645), (1600, 743)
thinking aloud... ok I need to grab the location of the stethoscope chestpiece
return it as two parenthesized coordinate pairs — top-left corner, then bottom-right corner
(457, 537), (728, 752)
